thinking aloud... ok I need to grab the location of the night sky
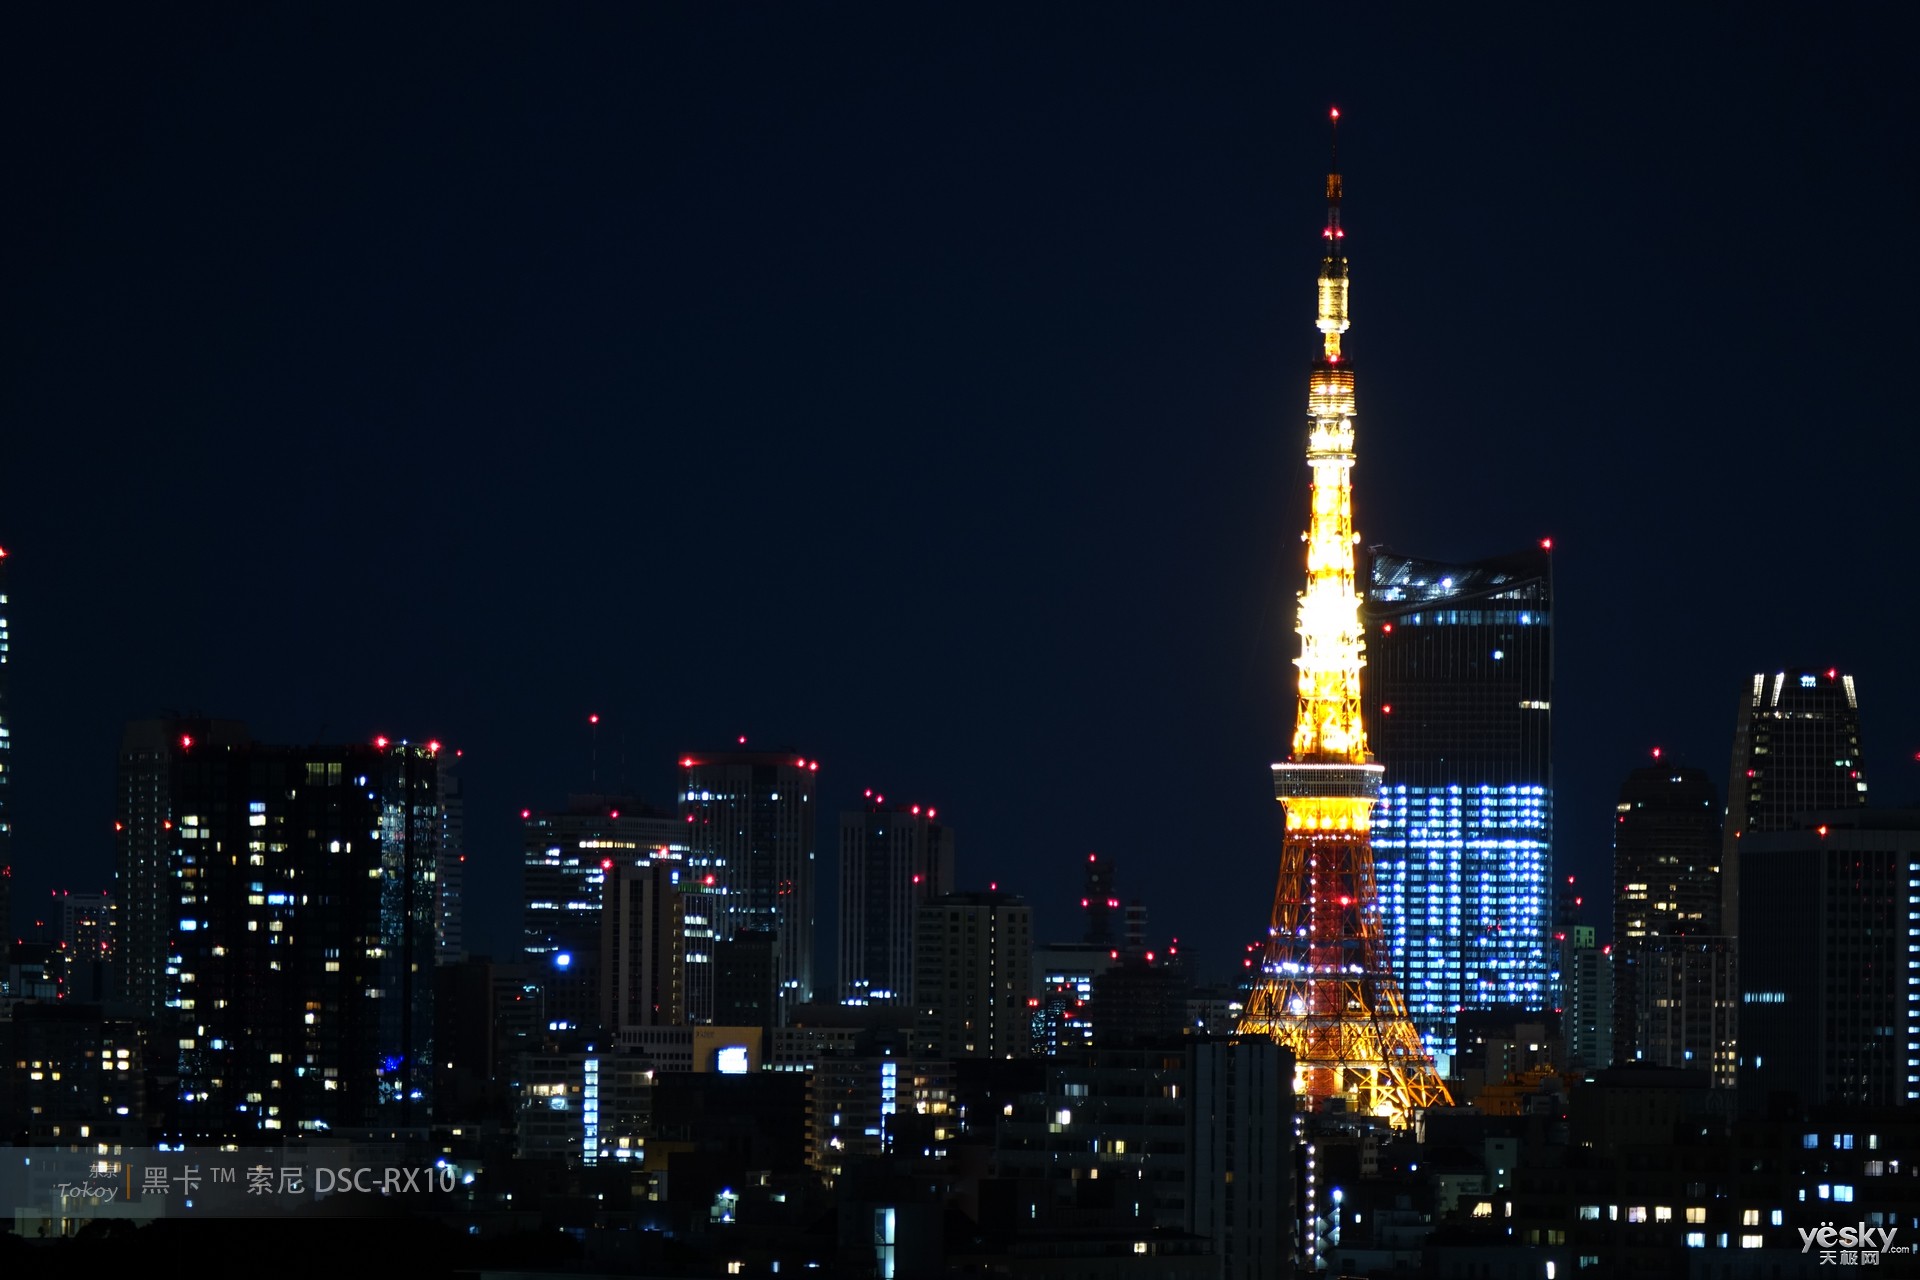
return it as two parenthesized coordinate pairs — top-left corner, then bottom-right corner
(5, 5), (1917, 980)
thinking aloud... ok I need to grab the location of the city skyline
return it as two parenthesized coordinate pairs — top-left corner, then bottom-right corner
(5, 8), (1920, 980)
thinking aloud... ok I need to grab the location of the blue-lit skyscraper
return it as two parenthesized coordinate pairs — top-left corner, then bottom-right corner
(1362, 545), (1553, 1071)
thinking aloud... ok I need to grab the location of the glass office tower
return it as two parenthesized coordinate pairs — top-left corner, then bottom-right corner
(1363, 545), (1553, 1071)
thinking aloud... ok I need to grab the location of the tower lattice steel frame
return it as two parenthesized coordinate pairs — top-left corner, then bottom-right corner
(1236, 111), (1452, 1125)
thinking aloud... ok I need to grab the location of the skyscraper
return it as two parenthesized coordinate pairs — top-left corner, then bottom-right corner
(114, 716), (249, 1020)
(601, 857), (684, 1030)
(1739, 810), (1920, 1109)
(1723, 668), (1869, 939)
(1610, 760), (1732, 1081)
(1363, 544), (1554, 1070)
(165, 735), (440, 1138)
(837, 793), (953, 1007)
(522, 796), (683, 1034)
(1557, 925), (1612, 1071)
(680, 750), (819, 1020)
(912, 889), (1033, 1059)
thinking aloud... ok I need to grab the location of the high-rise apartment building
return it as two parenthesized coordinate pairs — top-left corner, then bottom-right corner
(838, 795), (953, 1006)
(1723, 668), (1869, 938)
(1738, 810), (1919, 1109)
(680, 750), (819, 1019)
(522, 796), (683, 1034)
(1363, 545), (1554, 1070)
(114, 716), (250, 1020)
(912, 890), (1032, 1059)
(600, 857), (684, 1030)
(1558, 925), (1612, 1071)
(1610, 762), (1732, 1082)
(164, 736), (440, 1138)
(1189, 1037), (1296, 1280)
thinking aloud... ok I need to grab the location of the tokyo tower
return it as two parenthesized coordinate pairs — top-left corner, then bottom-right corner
(1236, 110), (1452, 1125)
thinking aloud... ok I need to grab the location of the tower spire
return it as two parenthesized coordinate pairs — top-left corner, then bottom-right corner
(1294, 105), (1363, 764)
(1317, 106), (1350, 366)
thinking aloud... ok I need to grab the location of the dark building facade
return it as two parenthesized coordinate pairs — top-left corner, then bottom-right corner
(165, 736), (440, 1138)
(713, 927), (779, 1037)
(521, 796), (682, 1034)
(600, 856), (684, 1031)
(114, 716), (250, 1020)
(1723, 668), (1870, 940)
(680, 750), (819, 1020)
(837, 795), (953, 1007)
(1362, 545), (1554, 1070)
(1610, 761), (1732, 1082)
(1738, 810), (1920, 1110)
(913, 890), (1033, 1059)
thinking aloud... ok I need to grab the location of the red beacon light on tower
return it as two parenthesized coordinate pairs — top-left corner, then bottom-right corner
(374, 735), (390, 750)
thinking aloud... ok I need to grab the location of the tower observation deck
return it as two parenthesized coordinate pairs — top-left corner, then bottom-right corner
(1236, 111), (1453, 1125)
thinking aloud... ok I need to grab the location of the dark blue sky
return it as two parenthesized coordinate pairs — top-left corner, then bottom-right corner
(5, 4), (1917, 978)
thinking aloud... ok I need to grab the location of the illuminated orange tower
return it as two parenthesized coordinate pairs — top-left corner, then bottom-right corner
(1236, 110), (1452, 1125)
